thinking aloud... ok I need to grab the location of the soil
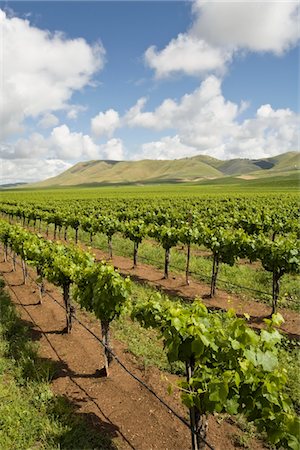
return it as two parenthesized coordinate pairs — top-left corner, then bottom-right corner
(0, 255), (268, 450)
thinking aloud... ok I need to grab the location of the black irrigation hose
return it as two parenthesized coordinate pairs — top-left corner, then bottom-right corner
(4, 252), (215, 450)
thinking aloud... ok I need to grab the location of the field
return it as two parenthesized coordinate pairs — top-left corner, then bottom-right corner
(0, 181), (299, 450)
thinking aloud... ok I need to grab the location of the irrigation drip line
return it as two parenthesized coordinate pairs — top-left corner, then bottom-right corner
(3, 252), (215, 450)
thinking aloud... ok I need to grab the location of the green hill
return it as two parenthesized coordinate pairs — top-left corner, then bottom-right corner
(28, 151), (299, 188)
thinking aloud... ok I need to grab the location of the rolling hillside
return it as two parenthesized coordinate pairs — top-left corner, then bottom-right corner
(29, 151), (299, 187)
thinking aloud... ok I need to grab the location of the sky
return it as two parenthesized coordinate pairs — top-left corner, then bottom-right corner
(0, 0), (299, 184)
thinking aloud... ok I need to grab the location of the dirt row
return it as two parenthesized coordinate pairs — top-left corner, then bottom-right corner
(0, 256), (267, 450)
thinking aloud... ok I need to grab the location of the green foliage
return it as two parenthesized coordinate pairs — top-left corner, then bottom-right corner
(0, 220), (130, 327)
(43, 243), (94, 287)
(148, 224), (181, 250)
(74, 264), (131, 323)
(0, 278), (116, 450)
(257, 234), (300, 276)
(132, 295), (300, 449)
(122, 219), (148, 244)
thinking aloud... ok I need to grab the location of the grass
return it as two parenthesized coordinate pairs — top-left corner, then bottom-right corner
(0, 277), (116, 450)
(112, 282), (185, 374)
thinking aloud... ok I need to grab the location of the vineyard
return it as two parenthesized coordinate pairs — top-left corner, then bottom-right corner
(0, 189), (299, 449)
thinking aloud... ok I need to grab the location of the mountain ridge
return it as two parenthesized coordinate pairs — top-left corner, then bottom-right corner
(28, 151), (299, 187)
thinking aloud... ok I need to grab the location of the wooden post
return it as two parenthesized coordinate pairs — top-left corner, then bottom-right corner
(210, 254), (219, 298)
(272, 269), (282, 315)
(21, 259), (27, 285)
(108, 236), (113, 259)
(101, 320), (112, 376)
(164, 247), (170, 279)
(186, 243), (191, 285)
(12, 252), (16, 271)
(133, 241), (139, 267)
(186, 357), (208, 450)
(63, 283), (72, 333)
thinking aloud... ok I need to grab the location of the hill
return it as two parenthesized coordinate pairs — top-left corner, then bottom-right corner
(28, 151), (299, 188)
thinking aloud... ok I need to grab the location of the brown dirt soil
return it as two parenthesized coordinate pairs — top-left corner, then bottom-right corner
(0, 255), (267, 450)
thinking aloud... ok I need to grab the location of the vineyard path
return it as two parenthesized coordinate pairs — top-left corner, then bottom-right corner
(0, 256), (267, 450)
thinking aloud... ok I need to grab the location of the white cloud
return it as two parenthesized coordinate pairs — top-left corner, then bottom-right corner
(66, 105), (87, 120)
(1, 125), (127, 162)
(0, 9), (105, 139)
(99, 138), (124, 160)
(1, 125), (101, 160)
(91, 109), (120, 137)
(50, 125), (100, 160)
(38, 112), (59, 129)
(145, 0), (300, 78)
(125, 76), (299, 160)
(134, 135), (198, 160)
(229, 104), (299, 159)
(192, 0), (299, 55)
(145, 34), (230, 78)
(0, 158), (72, 184)
(125, 76), (240, 141)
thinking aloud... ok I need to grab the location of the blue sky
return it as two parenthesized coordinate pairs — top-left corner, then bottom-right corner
(0, 0), (299, 183)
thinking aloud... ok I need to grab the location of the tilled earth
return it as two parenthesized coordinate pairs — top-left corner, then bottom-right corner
(0, 254), (269, 450)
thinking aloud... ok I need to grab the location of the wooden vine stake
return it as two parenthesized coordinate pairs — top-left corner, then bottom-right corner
(185, 212), (193, 285)
(21, 259), (27, 284)
(101, 320), (113, 376)
(186, 356), (208, 450)
(108, 236), (113, 259)
(12, 252), (16, 271)
(164, 247), (170, 279)
(210, 254), (219, 298)
(133, 241), (139, 268)
(62, 282), (72, 333)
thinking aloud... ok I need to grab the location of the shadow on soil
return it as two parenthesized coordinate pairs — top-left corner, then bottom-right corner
(0, 279), (137, 450)
(17, 316), (137, 450)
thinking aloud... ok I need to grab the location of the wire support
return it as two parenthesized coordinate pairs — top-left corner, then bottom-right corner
(1, 251), (215, 450)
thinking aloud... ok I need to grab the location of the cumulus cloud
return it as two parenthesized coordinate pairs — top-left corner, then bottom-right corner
(228, 104), (300, 159)
(134, 135), (198, 160)
(99, 138), (124, 160)
(1, 125), (126, 164)
(125, 76), (241, 140)
(38, 112), (59, 129)
(125, 76), (299, 160)
(91, 109), (120, 137)
(1, 125), (101, 160)
(50, 125), (101, 160)
(145, 34), (230, 78)
(145, 0), (300, 78)
(0, 158), (72, 184)
(192, 0), (299, 54)
(0, 9), (105, 139)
